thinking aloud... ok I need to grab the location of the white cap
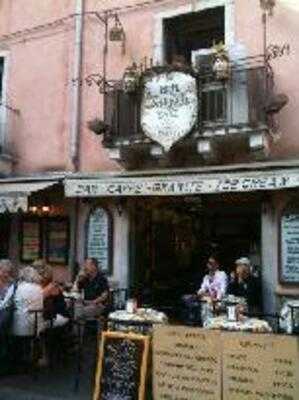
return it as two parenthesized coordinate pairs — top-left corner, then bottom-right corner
(235, 257), (251, 266)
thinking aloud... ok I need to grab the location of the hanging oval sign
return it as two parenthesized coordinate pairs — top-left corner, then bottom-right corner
(141, 70), (198, 152)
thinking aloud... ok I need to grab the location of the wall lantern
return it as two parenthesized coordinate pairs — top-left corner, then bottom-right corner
(29, 205), (51, 215)
(260, 0), (276, 16)
(109, 14), (125, 42)
(122, 63), (140, 93)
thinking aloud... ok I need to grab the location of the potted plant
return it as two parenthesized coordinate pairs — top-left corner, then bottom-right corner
(212, 42), (230, 81)
(87, 118), (108, 135)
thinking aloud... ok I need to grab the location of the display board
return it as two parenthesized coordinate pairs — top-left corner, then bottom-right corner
(93, 331), (150, 400)
(46, 219), (69, 264)
(87, 207), (112, 273)
(153, 325), (221, 400)
(21, 220), (41, 262)
(223, 332), (299, 400)
(281, 212), (299, 283)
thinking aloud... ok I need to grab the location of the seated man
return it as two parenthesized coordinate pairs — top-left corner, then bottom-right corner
(197, 255), (227, 301)
(228, 257), (261, 312)
(181, 255), (227, 324)
(74, 258), (110, 319)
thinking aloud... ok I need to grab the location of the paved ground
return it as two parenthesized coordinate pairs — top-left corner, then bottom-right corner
(0, 337), (96, 400)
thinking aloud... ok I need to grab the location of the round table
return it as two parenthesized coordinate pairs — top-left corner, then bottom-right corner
(108, 308), (168, 334)
(204, 315), (272, 333)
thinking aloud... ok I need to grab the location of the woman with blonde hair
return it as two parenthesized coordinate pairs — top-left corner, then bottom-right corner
(12, 266), (44, 337)
(35, 262), (69, 327)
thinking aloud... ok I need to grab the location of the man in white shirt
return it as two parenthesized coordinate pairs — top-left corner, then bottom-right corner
(197, 255), (227, 301)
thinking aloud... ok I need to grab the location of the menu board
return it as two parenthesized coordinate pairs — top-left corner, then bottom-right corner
(21, 221), (40, 262)
(46, 220), (68, 264)
(153, 325), (221, 400)
(223, 332), (299, 400)
(281, 213), (299, 283)
(87, 208), (111, 272)
(93, 331), (150, 400)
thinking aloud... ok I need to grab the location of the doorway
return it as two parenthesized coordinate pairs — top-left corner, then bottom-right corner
(130, 194), (261, 308)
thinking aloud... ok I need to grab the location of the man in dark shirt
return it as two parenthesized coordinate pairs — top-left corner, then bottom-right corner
(76, 258), (110, 319)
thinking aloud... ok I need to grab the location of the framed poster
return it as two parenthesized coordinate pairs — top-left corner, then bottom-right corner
(86, 207), (113, 274)
(20, 219), (41, 262)
(280, 210), (299, 284)
(46, 218), (69, 265)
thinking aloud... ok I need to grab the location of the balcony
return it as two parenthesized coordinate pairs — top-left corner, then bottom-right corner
(100, 58), (276, 168)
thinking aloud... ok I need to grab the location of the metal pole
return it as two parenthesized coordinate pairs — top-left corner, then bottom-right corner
(103, 12), (109, 93)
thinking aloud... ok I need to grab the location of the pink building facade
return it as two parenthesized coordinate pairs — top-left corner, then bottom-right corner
(0, 0), (298, 314)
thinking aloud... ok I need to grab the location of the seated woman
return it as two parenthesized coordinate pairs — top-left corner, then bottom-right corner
(227, 257), (261, 312)
(12, 266), (44, 337)
(37, 263), (69, 327)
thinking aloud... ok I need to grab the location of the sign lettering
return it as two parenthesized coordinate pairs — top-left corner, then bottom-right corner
(65, 170), (299, 197)
(141, 71), (198, 151)
(281, 213), (299, 283)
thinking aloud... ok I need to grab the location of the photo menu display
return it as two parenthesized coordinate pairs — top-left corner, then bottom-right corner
(281, 213), (299, 283)
(87, 208), (111, 272)
(46, 220), (68, 264)
(21, 221), (40, 262)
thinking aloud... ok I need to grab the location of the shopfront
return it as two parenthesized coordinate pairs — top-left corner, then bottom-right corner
(65, 163), (299, 315)
(0, 177), (73, 279)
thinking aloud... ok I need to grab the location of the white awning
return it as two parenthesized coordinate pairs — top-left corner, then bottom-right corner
(0, 180), (59, 213)
(64, 168), (299, 197)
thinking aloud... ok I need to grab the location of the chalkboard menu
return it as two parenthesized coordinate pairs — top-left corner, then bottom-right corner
(46, 219), (69, 264)
(87, 208), (112, 273)
(281, 212), (299, 283)
(93, 331), (150, 400)
(153, 325), (221, 400)
(21, 220), (41, 262)
(223, 332), (299, 400)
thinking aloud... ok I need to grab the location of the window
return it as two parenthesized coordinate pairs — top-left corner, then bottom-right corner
(163, 8), (226, 126)
(0, 57), (4, 101)
(163, 7), (224, 64)
(0, 55), (7, 148)
(20, 217), (69, 265)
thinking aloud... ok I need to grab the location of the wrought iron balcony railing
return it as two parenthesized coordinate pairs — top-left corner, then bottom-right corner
(102, 58), (273, 150)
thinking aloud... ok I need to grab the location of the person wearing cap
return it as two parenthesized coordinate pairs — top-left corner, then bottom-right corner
(228, 257), (261, 311)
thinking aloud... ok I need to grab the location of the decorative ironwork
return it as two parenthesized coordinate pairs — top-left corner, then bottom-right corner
(98, 56), (275, 157)
(266, 43), (291, 61)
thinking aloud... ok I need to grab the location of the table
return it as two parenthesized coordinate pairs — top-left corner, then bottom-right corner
(204, 315), (272, 333)
(108, 308), (168, 334)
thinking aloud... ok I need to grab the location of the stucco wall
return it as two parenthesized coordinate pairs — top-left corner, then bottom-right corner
(0, 0), (298, 174)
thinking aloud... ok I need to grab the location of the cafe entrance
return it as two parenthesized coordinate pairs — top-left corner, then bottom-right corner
(129, 193), (261, 310)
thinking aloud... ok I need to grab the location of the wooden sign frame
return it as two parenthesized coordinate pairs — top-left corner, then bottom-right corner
(93, 331), (150, 400)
